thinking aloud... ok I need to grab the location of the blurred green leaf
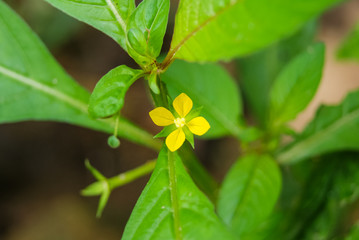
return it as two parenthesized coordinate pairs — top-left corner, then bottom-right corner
(122, 147), (235, 240)
(127, 0), (169, 66)
(45, 0), (135, 50)
(269, 43), (325, 128)
(161, 60), (243, 139)
(217, 154), (282, 238)
(344, 222), (359, 240)
(277, 153), (359, 240)
(237, 21), (317, 126)
(0, 1), (161, 151)
(88, 65), (143, 118)
(167, 0), (342, 62)
(278, 89), (359, 164)
(337, 22), (359, 62)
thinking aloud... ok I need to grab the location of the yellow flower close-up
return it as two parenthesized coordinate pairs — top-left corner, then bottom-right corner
(149, 93), (210, 152)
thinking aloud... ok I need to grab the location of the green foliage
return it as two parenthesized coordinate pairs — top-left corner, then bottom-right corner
(162, 60), (242, 138)
(275, 153), (359, 240)
(168, 0), (341, 62)
(126, 0), (169, 66)
(278, 89), (359, 164)
(337, 22), (359, 62)
(237, 21), (318, 125)
(45, 0), (135, 50)
(2, 0), (359, 238)
(122, 147), (235, 240)
(217, 154), (282, 238)
(88, 65), (143, 118)
(0, 0), (160, 150)
(344, 223), (359, 240)
(269, 43), (325, 128)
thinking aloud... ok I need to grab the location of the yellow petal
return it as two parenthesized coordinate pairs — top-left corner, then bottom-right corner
(149, 107), (175, 126)
(187, 117), (210, 136)
(166, 128), (185, 152)
(173, 93), (193, 118)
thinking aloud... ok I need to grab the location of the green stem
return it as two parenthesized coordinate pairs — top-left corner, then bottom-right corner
(113, 112), (120, 138)
(100, 117), (162, 151)
(168, 150), (182, 240)
(108, 160), (157, 190)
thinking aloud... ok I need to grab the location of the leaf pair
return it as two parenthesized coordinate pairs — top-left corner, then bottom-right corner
(46, 0), (169, 67)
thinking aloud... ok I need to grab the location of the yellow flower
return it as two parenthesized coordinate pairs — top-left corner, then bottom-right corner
(149, 93), (210, 152)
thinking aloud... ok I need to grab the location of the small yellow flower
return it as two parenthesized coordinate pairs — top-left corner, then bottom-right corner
(149, 93), (210, 152)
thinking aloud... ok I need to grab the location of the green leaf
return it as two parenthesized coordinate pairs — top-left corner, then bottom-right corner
(269, 43), (325, 127)
(166, 0), (342, 62)
(337, 22), (359, 62)
(277, 153), (359, 240)
(278, 89), (359, 164)
(161, 60), (243, 139)
(237, 20), (318, 126)
(178, 144), (219, 203)
(88, 65), (143, 118)
(45, 0), (135, 50)
(217, 154), (282, 238)
(0, 1), (161, 151)
(122, 147), (235, 240)
(126, 0), (170, 66)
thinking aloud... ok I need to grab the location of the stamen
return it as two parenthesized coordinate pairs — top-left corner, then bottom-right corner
(174, 118), (186, 128)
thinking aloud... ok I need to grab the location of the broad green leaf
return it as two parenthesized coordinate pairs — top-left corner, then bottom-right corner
(217, 154), (282, 238)
(178, 144), (219, 203)
(126, 0), (170, 66)
(269, 43), (325, 127)
(122, 147), (235, 240)
(237, 21), (317, 126)
(161, 60), (242, 138)
(45, 0), (135, 50)
(278, 89), (359, 164)
(337, 22), (359, 62)
(88, 65), (143, 118)
(0, 1), (161, 151)
(167, 0), (342, 62)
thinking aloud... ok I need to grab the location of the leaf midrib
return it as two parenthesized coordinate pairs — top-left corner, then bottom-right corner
(105, 0), (127, 31)
(166, 0), (241, 61)
(0, 65), (88, 112)
(230, 158), (259, 225)
(278, 107), (359, 164)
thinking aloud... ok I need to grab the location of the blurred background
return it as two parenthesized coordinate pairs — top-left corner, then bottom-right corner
(0, 0), (359, 239)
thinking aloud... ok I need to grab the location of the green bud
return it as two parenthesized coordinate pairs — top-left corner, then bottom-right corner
(108, 135), (120, 148)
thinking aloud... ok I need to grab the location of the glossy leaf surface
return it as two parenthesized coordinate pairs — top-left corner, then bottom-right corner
(88, 65), (143, 118)
(168, 0), (341, 62)
(127, 0), (169, 66)
(217, 154), (282, 238)
(45, 0), (135, 50)
(122, 147), (235, 240)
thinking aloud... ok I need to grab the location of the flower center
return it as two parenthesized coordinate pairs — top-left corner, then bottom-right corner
(174, 118), (186, 128)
